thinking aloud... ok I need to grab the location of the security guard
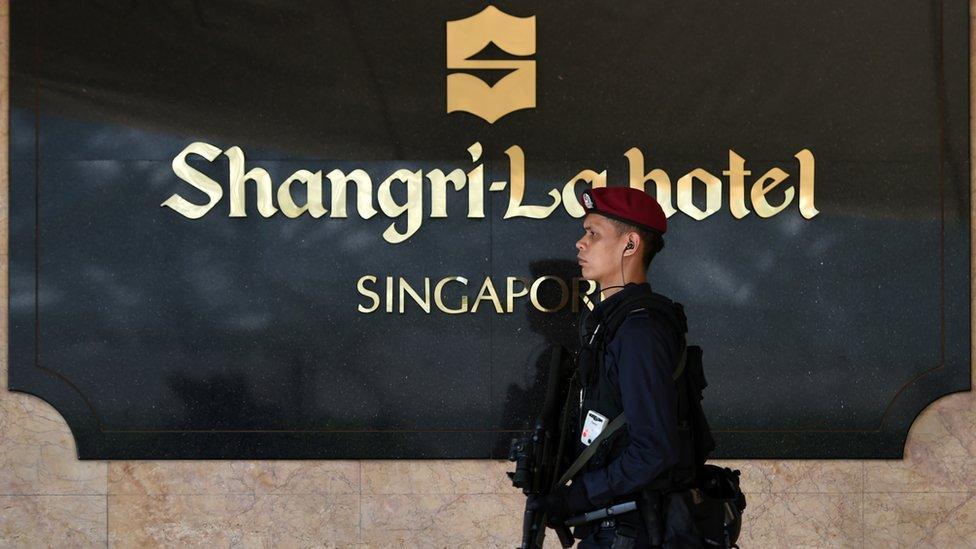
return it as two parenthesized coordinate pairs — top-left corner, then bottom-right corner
(529, 186), (683, 548)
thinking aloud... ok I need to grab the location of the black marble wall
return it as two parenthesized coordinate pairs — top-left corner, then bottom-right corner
(7, 0), (971, 458)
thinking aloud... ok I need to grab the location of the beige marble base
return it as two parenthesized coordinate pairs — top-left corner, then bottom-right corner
(360, 494), (522, 548)
(739, 492), (863, 548)
(864, 492), (976, 548)
(709, 460), (864, 494)
(1, 396), (107, 496)
(109, 461), (360, 496)
(362, 460), (499, 495)
(0, 495), (106, 548)
(108, 494), (360, 548)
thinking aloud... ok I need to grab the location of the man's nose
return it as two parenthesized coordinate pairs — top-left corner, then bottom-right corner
(575, 238), (584, 252)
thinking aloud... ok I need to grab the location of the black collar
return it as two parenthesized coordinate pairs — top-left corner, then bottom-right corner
(579, 282), (653, 343)
(593, 282), (652, 320)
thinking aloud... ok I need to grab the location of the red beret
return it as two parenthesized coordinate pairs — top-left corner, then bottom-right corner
(580, 187), (667, 234)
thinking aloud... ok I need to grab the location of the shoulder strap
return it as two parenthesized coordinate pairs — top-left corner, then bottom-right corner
(672, 338), (688, 381)
(602, 293), (687, 346)
(554, 340), (688, 489)
(555, 413), (627, 487)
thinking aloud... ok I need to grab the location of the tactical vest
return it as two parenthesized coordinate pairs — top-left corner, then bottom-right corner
(573, 286), (714, 496)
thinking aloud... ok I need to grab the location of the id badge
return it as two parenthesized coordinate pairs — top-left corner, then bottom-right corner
(580, 410), (608, 446)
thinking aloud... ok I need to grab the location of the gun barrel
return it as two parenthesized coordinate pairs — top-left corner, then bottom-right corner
(518, 505), (535, 548)
(563, 501), (638, 527)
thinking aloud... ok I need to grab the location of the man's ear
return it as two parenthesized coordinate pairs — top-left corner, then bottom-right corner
(624, 232), (640, 256)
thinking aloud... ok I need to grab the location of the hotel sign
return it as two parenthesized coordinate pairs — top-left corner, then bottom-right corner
(7, 1), (970, 458)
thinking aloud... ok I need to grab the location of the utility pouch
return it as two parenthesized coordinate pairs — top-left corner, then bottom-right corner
(677, 465), (746, 548)
(696, 465), (747, 547)
(663, 491), (704, 548)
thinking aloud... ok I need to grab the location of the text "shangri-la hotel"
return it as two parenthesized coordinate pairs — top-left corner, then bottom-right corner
(162, 141), (818, 244)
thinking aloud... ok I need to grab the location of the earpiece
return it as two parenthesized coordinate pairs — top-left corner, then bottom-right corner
(626, 241), (634, 250)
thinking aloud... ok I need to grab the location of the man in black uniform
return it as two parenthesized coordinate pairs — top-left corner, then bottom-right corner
(529, 186), (683, 548)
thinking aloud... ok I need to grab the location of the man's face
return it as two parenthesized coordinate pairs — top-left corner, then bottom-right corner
(575, 213), (629, 286)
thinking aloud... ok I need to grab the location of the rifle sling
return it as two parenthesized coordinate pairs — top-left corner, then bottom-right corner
(555, 341), (687, 489)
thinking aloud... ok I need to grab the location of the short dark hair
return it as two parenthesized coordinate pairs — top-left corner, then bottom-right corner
(608, 218), (665, 271)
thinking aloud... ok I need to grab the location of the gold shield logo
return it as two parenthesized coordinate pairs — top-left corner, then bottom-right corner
(446, 6), (536, 123)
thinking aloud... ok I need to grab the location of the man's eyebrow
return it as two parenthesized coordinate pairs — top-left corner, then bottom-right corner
(583, 224), (594, 231)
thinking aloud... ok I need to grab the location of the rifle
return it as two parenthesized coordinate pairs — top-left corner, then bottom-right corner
(507, 344), (575, 548)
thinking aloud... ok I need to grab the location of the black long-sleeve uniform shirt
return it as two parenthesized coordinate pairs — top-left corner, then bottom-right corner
(578, 284), (680, 504)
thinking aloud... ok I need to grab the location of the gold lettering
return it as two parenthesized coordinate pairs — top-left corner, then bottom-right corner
(378, 169), (423, 244)
(796, 149), (819, 219)
(162, 141), (224, 219)
(471, 277), (504, 313)
(625, 148), (677, 217)
(278, 170), (326, 219)
(572, 277), (598, 313)
(357, 275), (380, 313)
(167, 143), (820, 241)
(385, 276), (393, 313)
(530, 276), (568, 313)
(225, 146), (278, 218)
(502, 145), (561, 219)
(562, 170), (607, 218)
(723, 150), (751, 219)
(466, 142), (486, 218)
(398, 277), (431, 313)
(435, 276), (469, 314)
(506, 276), (531, 313)
(428, 169), (467, 218)
(676, 168), (722, 221)
(327, 169), (377, 219)
(751, 168), (793, 218)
